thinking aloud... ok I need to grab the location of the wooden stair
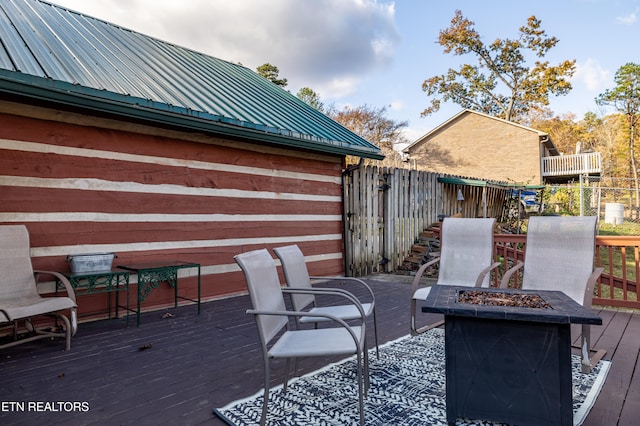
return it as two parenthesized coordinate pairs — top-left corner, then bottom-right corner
(397, 223), (441, 275)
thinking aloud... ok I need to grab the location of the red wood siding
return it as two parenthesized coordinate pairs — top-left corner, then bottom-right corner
(0, 112), (346, 317)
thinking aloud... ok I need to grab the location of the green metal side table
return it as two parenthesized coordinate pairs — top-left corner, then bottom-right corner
(61, 269), (133, 325)
(117, 261), (201, 327)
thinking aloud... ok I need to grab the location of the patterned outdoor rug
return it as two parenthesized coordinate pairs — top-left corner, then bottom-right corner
(214, 328), (610, 426)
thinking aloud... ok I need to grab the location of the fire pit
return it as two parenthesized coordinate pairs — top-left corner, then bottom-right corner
(422, 285), (602, 426)
(458, 289), (551, 308)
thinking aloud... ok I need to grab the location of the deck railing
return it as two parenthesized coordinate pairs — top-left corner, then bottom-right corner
(542, 152), (602, 177)
(493, 234), (640, 309)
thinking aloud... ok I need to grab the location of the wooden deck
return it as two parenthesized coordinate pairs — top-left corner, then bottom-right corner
(1, 275), (639, 426)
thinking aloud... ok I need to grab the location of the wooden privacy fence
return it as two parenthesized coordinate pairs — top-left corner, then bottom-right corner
(343, 166), (507, 275)
(343, 166), (434, 276)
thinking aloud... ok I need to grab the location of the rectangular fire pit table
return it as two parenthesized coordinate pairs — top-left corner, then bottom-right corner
(422, 285), (602, 426)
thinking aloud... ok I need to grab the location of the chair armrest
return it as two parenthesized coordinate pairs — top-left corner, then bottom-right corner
(475, 261), (502, 287)
(33, 270), (78, 336)
(308, 275), (376, 304)
(34, 270), (77, 304)
(410, 257), (440, 296)
(246, 308), (366, 346)
(499, 261), (524, 288)
(583, 267), (604, 308)
(282, 288), (366, 319)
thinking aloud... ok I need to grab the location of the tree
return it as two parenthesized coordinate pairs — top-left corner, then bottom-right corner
(422, 10), (576, 122)
(596, 63), (640, 207)
(327, 105), (408, 167)
(256, 63), (288, 87)
(296, 87), (324, 112)
(588, 113), (627, 181)
(526, 110), (588, 155)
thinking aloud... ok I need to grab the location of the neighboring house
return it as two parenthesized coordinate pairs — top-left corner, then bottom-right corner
(403, 109), (600, 186)
(0, 0), (382, 316)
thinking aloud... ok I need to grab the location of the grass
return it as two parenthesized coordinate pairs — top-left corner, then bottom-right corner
(597, 284), (638, 302)
(597, 220), (639, 283)
(598, 221), (640, 236)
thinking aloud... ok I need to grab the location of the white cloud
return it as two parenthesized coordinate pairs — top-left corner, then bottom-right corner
(402, 125), (431, 145)
(616, 8), (638, 25)
(573, 59), (611, 92)
(51, 0), (400, 97)
(319, 76), (363, 99)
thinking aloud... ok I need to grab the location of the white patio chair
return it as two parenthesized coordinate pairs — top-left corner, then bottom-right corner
(500, 215), (606, 373)
(0, 225), (77, 350)
(234, 248), (368, 426)
(411, 217), (500, 335)
(273, 244), (379, 357)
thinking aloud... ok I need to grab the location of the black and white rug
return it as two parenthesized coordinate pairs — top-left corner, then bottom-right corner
(214, 328), (610, 426)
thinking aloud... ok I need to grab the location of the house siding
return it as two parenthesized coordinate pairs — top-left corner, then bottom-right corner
(0, 107), (346, 316)
(408, 112), (543, 185)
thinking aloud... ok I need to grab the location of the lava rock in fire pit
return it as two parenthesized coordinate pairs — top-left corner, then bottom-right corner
(458, 290), (551, 309)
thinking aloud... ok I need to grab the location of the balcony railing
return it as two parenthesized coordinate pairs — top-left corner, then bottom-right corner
(542, 152), (602, 177)
(493, 233), (639, 309)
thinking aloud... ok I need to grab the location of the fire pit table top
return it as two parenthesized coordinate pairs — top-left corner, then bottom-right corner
(422, 285), (602, 325)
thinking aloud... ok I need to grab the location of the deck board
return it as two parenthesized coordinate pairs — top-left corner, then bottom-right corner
(584, 309), (640, 426)
(0, 275), (637, 425)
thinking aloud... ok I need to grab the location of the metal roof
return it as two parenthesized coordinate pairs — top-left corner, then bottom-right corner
(438, 176), (544, 189)
(0, 0), (382, 159)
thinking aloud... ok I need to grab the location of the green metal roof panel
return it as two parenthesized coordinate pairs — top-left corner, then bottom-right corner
(0, 0), (382, 159)
(437, 176), (545, 189)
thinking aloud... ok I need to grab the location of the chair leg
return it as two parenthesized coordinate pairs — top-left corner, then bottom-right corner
(356, 350), (364, 426)
(579, 324), (607, 374)
(414, 319), (445, 335)
(410, 298), (418, 336)
(584, 348), (607, 374)
(363, 342), (370, 395)
(57, 314), (72, 351)
(372, 310), (379, 359)
(283, 358), (292, 393)
(70, 308), (78, 336)
(260, 358), (271, 426)
(411, 298), (444, 335)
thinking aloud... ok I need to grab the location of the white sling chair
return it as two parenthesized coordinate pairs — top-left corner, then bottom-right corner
(500, 215), (606, 373)
(411, 217), (500, 335)
(235, 248), (369, 426)
(273, 244), (379, 357)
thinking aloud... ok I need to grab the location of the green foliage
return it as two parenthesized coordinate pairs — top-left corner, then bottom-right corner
(599, 221), (640, 236)
(422, 10), (575, 122)
(596, 63), (640, 150)
(326, 104), (408, 167)
(596, 63), (640, 114)
(596, 63), (640, 200)
(296, 87), (324, 112)
(544, 186), (584, 216)
(256, 63), (288, 87)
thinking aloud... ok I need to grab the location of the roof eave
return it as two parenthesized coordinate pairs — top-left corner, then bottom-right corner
(0, 74), (383, 160)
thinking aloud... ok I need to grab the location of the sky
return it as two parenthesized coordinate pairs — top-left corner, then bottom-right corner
(48, 0), (640, 147)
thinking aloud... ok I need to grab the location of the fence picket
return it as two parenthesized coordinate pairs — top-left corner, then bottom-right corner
(344, 166), (443, 274)
(343, 166), (509, 275)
